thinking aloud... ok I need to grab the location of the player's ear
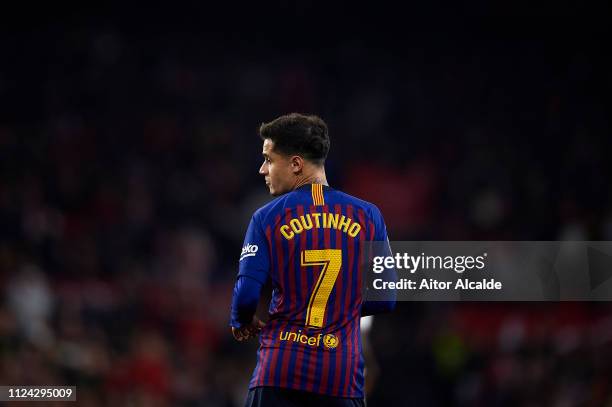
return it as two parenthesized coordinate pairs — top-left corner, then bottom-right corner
(290, 156), (304, 174)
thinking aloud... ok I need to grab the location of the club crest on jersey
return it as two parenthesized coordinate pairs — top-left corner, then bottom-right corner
(240, 243), (258, 261)
(323, 334), (339, 349)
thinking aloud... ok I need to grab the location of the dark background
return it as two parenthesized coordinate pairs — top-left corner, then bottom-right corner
(1, 3), (611, 406)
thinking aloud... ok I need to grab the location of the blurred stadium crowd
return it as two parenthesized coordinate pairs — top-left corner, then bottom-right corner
(1, 13), (611, 407)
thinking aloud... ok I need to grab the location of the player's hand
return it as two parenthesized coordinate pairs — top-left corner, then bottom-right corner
(232, 316), (266, 342)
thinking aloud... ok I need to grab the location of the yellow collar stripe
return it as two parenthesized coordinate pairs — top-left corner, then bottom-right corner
(319, 184), (325, 206)
(311, 184), (318, 205)
(311, 184), (325, 206)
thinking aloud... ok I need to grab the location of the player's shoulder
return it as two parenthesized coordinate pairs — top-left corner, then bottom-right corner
(330, 188), (382, 218)
(251, 186), (384, 224)
(250, 193), (293, 224)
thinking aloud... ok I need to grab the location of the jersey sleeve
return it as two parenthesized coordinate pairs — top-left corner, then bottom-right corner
(237, 213), (270, 284)
(371, 204), (389, 242)
(371, 204), (395, 271)
(230, 275), (264, 328)
(362, 204), (396, 316)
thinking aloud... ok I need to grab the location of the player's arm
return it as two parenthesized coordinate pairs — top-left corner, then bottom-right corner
(231, 276), (266, 341)
(230, 212), (270, 341)
(362, 206), (396, 316)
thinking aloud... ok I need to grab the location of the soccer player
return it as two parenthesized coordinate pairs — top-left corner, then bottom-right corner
(230, 113), (395, 406)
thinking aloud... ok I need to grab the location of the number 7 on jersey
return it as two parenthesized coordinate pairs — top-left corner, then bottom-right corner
(301, 249), (342, 328)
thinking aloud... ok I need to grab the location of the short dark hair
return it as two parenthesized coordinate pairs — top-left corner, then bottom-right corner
(259, 113), (330, 166)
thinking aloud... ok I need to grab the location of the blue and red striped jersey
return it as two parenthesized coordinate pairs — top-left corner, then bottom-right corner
(235, 183), (391, 398)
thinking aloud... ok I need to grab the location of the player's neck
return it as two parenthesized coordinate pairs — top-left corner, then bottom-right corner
(293, 170), (328, 190)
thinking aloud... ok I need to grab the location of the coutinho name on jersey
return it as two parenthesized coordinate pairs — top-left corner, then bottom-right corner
(280, 212), (362, 240)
